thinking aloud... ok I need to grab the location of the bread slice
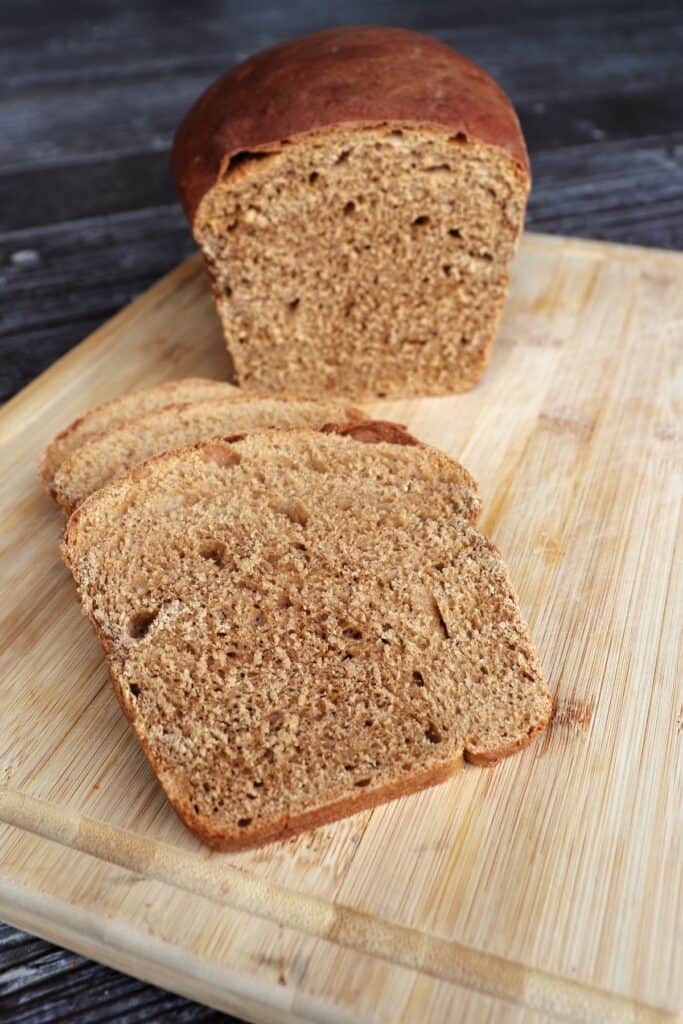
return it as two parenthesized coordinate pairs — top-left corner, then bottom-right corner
(62, 423), (551, 851)
(40, 377), (239, 495)
(51, 397), (365, 514)
(172, 27), (530, 399)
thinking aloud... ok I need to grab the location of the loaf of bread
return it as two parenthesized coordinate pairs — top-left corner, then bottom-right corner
(51, 397), (365, 513)
(62, 424), (551, 851)
(172, 26), (530, 400)
(40, 377), (238, 495)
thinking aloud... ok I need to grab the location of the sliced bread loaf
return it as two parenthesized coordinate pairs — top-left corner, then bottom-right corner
(172, 27), (530, 399)
(51, 397), (365, 514)
(62, 424), (551, 851)
(40, 377), (238, 495)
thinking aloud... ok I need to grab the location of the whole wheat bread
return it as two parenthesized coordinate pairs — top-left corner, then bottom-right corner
(40, 377), (239, 495)
(62, 423), (551, 851)
(172, 27), (530, 399)
(51, 397), (365, 513)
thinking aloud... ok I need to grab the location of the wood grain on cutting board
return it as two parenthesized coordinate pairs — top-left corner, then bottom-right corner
(0, 233), (680, 1024)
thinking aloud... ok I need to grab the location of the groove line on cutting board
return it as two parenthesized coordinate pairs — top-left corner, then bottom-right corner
(0, 786), (672, 1024)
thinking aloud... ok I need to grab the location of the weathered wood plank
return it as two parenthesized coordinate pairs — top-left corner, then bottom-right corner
(0, 923), (230, 1022)
(3, 3), (681, 172)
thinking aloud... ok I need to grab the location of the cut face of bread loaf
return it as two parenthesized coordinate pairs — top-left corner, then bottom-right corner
(40, 377), (238, 494)
(52, 397), (365, 513)
(63, 425), (551, 851)
(172, 27), (530, 399)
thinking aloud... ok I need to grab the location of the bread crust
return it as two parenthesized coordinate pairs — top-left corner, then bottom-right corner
(162, 747), (464, 851)
(171, 26), (530, 226)
(97, 643), (547, 850)
(60, 604), (467, 852)
(74, 612), (548, 852)
(64, 551), (549, 853)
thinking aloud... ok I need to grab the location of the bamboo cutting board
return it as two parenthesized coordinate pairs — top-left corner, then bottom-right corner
(0, 232), (681, 1024)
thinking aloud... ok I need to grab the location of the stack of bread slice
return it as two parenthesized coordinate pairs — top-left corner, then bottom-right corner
(41, 377), (241, 496)
(41, 378), (364, 513)
(44, 379), (551, 850)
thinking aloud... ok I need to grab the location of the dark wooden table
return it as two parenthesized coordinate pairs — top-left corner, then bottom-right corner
(1, 1), (681, 1020)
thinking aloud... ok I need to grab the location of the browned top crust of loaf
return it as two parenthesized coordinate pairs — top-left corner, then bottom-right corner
(172, 25), (530, 224)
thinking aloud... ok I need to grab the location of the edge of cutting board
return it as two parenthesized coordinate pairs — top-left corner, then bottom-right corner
(0, 788), (674, 1024)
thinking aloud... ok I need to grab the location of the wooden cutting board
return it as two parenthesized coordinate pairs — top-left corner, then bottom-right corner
(0, 232), (680, 1024)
